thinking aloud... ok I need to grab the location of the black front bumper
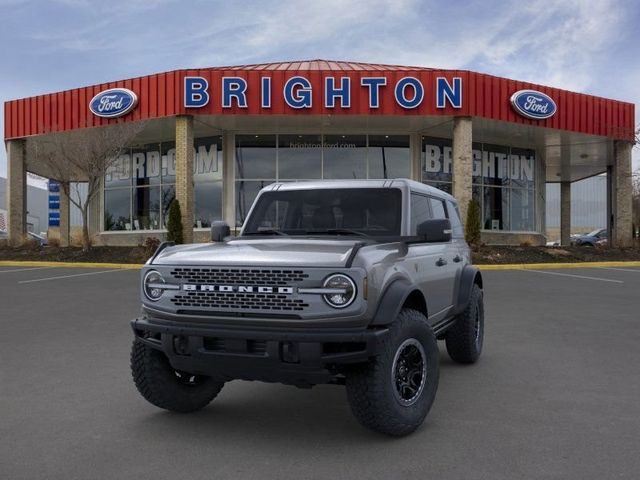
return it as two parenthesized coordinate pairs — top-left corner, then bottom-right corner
(131, 317), (389, 386)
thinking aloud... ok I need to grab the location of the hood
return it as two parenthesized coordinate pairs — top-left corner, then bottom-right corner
(151, 238), (362, 268)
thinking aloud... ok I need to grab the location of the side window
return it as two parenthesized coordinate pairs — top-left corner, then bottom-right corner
(430, 198), (447, 220)
(446, 200), (464, 238)
(410, 193), (432, 234)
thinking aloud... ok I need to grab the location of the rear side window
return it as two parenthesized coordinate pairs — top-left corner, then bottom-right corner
(410, 193), (432, 235)
(430, 198), (447, 220)
(446, 200), (464, 238)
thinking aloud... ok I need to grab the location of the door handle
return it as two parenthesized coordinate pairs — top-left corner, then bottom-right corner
(436, 257), (447, 267)
(453, 255), (462, 263)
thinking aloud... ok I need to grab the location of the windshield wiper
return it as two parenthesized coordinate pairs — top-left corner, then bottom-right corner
(244, 229), (288, 236)
(306, 228), (370, 237)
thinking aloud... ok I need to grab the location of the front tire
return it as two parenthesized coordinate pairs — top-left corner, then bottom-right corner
(345, 309), (439, 436)
(131, 340), (224, 413)
(445, 283), (484, 363)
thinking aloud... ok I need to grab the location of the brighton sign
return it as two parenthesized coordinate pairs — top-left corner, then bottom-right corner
(183, 75), (464, 110)
(89, 88), (138, 118)
(510, 89), (556, 120)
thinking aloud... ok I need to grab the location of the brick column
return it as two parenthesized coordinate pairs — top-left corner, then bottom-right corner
(175, 115), (194, 243)
(222, 132), (236, 230)
(560, 181), (571, 246)
(6, 139), (27, 246)
(452, 117), (473, 227)
(410, 133), (422, 181)
(59, 182), (71, 247)
(611, 141), (633, 247)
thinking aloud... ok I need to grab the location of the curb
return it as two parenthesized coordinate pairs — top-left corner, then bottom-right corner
(477, 261), (640, 270)
(0, 260), (144, 269)
(1, 260), (640, 271)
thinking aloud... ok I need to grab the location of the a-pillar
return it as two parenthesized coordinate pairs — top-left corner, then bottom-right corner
(59, 182), (70, 247)
(611, 141), (633, 247)
(560, 181), (571, 246)
(6, 139), (27, 246)
(452, 117), (473, 226)
(175, 115), (194, 243)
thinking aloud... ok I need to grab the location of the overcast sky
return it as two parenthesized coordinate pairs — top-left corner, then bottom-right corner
(1, 0), (638, 183)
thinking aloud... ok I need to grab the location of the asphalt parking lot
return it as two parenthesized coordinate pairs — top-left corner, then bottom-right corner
(1, 265), (639, 480)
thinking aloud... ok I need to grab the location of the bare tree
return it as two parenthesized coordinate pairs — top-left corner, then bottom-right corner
(27, 121), (146, 251)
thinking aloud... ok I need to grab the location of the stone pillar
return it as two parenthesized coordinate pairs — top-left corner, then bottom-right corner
(222, 132), (236, 230)
(611, 141), (633, 247)
(560, 181), (571, 246)
(6, 139), (27, 246)
(175, 116), (194, 243)
(452, 117), (473, 227)
(59, 182), (70, 247)
(410, 133), (422, 182)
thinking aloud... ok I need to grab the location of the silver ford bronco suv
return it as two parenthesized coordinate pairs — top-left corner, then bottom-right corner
(130, 179), (484, 436)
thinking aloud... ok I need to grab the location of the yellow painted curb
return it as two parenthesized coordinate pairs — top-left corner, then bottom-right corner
(0, 260), (144, 269)
(1, 260), (639, 271)
(477, 261), (640, 270)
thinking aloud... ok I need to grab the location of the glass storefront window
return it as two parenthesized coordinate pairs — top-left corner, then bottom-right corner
(422, 136), (453, 185)
(105, 152), (132, 188)
(236, 135), (276, 179)
(194, 136), (223, 183)
(104, 188), (131, 231)
(323, 134), (367, 179)
(161, 185), (176, 228)
(510, 147), (535, 189)
(195, 181), (223, 228)
(510, 188), (535, 231)
(368, 135), (410, 179)
(161, 141), (176, 184)
(482, 143), (511, 187)
(133, 186), (161, 230)
(278, 134), (322, 179)
(483, 186), (509, 231)
(132, 143), (161, 187)
(104, 135), (223, 232)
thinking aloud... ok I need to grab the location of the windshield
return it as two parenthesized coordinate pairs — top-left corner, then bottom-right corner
(587, 229), (605, 237)
(242, 188), (402, 237)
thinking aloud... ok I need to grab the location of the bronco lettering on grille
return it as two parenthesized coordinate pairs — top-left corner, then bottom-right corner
(182, 284), (294, 294)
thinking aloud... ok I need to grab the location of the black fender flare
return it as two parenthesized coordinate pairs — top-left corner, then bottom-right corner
(453, 265), (483, 316)
(370, 278), (422, 326)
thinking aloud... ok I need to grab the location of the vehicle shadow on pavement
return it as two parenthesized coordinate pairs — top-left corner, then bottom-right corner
(127, 348), (461, 446)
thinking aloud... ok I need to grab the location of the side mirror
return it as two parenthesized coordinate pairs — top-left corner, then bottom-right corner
(210, 221), (231, 242)
(416, 218), (452, 243)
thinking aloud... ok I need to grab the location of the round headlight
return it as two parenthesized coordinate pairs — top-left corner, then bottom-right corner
(143, 270), (165, 301)
(323, 274), (356, 308)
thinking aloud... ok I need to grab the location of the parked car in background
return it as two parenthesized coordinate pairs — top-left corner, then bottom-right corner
(0, 229), (7, 241)
(573, 229), (607, 247)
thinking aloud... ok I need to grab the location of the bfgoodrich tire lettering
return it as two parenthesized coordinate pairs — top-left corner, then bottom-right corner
(445, 283), (484, 363)
(131, 340), (224, 413)
(345, 309), (439, 436)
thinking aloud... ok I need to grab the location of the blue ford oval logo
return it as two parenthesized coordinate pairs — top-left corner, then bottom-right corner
(89, 88), (138, 118)
(510, 89), (556, 120)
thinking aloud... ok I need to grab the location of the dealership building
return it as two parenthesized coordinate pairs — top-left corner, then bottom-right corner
(3, 60), (635, 246)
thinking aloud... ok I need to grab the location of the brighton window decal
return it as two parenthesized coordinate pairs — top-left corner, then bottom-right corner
(510, 89), (556, 120)
(89, 88), (138, 118)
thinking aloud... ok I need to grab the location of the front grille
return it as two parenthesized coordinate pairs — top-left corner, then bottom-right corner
(171, 291), (309, 311)
(170, 268), (309, 285)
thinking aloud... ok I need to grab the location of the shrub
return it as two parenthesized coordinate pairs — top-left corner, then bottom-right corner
(48, 237), (61, 248)
(166, 199), (183, 244)
(143, 237), (161, 258)
(465, 199), (481, 247)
